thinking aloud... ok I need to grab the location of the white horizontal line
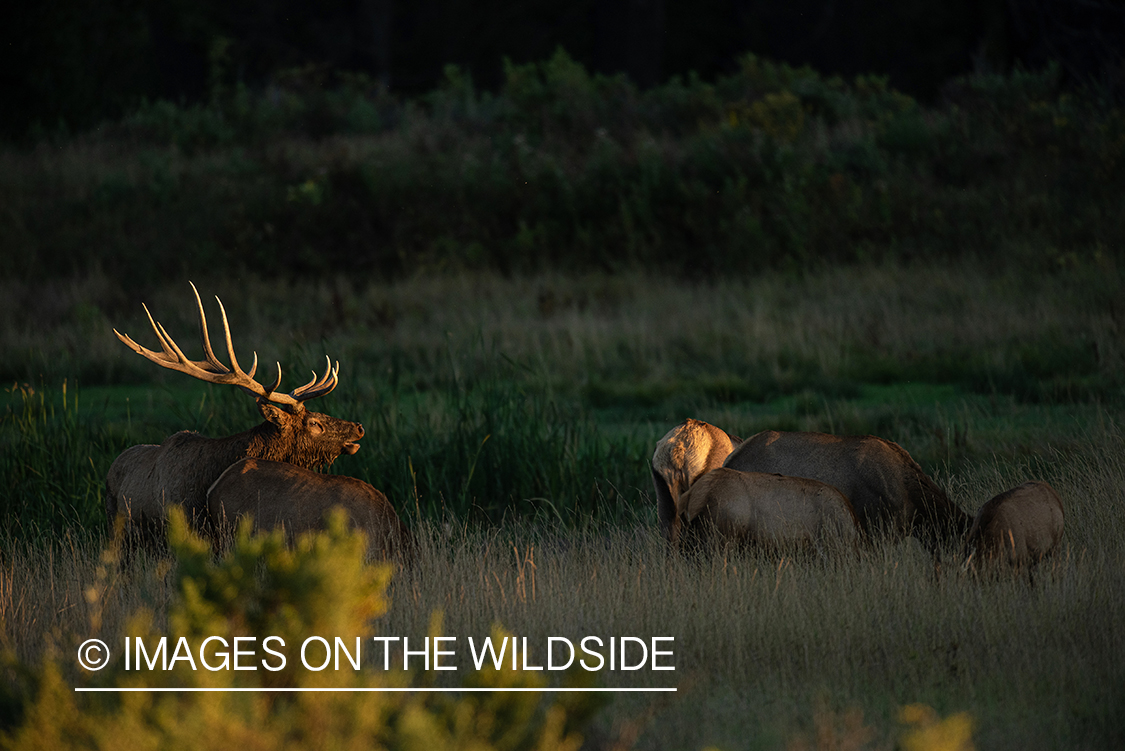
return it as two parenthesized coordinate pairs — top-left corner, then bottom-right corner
(75, 687), (676, 693)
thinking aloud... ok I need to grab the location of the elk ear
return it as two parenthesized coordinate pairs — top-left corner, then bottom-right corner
(258, 400), (300, 426)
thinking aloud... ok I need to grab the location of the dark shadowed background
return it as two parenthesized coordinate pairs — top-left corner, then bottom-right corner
(5, 0), (1124, 140)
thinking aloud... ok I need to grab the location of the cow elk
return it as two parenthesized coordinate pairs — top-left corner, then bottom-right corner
(673, 467), (859, 557)
(964, 481), (1064, 579)
(105, 283), (365, 552)
(652, 419), (741, 540)
(722, 431), (970, 553)
(208, 459), (413, 563)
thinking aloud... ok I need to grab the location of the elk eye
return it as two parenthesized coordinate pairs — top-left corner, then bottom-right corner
(308, 419), (323, 435)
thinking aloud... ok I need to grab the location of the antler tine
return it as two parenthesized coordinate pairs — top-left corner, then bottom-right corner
(286, 356), (339, 403)
(154, 321), (202, 370)
(116, 309), (227, 382)
(142, 303), (178, 360)
(212, 295), (258, 381)
(189, 282), (230, 375)
(113, 301), (176, 363)
(264, 362), (283, 396)
(113, 326), (164, 363)
(114, 284), (271, 398)
(114, 284), (343, 410)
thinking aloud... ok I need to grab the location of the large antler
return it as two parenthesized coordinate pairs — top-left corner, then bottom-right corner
(113, 282), (339, 410)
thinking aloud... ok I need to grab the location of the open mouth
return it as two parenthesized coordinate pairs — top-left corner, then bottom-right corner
(342, 442), (361, 455)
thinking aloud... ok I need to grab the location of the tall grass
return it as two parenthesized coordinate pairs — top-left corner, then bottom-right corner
(4, 263), (1120, 532)
(2, 263), (1122, 536)
(4, 263), (1120, 400)
(2, 262), (1123, 747)
(0, 513), (602, 751)
(0, 382), (124, 537)
(381, 424), (1125, 749)
(3, 421), (1122, 748)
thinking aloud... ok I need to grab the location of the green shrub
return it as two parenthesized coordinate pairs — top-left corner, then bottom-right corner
(0, 510), (601, 750)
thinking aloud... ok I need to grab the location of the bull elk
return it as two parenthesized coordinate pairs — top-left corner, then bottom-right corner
(673, 467), (859, 556)
(207, 459), (412, 563)
(652, 419), (741, 540)
(722, 430), (970, 552)
(105, 283), (365, 551)
(964, 481), (1064, 578)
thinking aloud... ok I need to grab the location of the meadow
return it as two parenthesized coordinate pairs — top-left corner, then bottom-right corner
(2, 263), (1124, 749)
(2, 50), (1124, 748)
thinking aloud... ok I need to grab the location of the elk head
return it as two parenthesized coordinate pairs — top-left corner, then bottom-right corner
(114, 282), (364, 471)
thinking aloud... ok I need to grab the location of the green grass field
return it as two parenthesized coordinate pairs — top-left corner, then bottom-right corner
(2, 264), (1123, 749)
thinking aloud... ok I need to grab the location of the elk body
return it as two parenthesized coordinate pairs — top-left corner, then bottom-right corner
(652, 419), (741, 540)
(722, 431), (970, 550)
(208, 459), (413, 563)
(674, 468), (859, 555)
(105, 284), (365, 550)
(964, 481), (1064, 574)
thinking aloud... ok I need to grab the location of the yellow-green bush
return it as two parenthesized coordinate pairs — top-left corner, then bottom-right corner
(0, 509), (601, 750)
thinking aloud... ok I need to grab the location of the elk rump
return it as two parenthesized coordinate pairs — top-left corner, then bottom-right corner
(965, 481), (1064, 572)
(652, 419), (741, 541)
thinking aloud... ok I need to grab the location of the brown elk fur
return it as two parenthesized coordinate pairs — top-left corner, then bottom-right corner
(207, 458), (412, 563)
(674, 468), (859, 554)
(106, 403), (364, 549)
(105, 284), (364, 552)
(722, 430), (970, 551)
(964, 481), (1064, 573)
(651, 419), (742, 540)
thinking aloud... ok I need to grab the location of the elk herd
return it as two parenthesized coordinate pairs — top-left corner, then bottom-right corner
(104, 285), (1065, 579)
(654, 419), (1065, 577)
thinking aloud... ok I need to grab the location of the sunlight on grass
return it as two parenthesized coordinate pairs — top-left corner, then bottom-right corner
(1, 263), (1123, 748)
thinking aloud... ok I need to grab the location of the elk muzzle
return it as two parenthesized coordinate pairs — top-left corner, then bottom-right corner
(343, 423), (364, 455)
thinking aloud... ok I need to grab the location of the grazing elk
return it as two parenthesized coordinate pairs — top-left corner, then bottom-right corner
(652, 419), (741, 540)
(208, 459), (413, 563)
(673, 467), (859, 556)
(964, 481), (1064, 578)
(105, 283), (365, 552)
(722, 431), (970, 552)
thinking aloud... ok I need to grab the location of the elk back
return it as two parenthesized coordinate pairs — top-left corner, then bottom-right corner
(675, 468), (859, 555)
(207, 458), (412, 563)
(723, 430), (968, 546)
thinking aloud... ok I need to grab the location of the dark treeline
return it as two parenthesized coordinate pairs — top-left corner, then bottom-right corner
(4, 51), (1123, 285)
(6, 0), (1125, 140)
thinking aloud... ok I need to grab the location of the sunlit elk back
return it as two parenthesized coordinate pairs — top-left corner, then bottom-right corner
(723, 431), (971, 554)
(964, 481), (1064, 579)
(208, 459), (413, 564)
(652, 419), (742, 541)
(105, 283), (365, 553)
(673, 467), (859, 558)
